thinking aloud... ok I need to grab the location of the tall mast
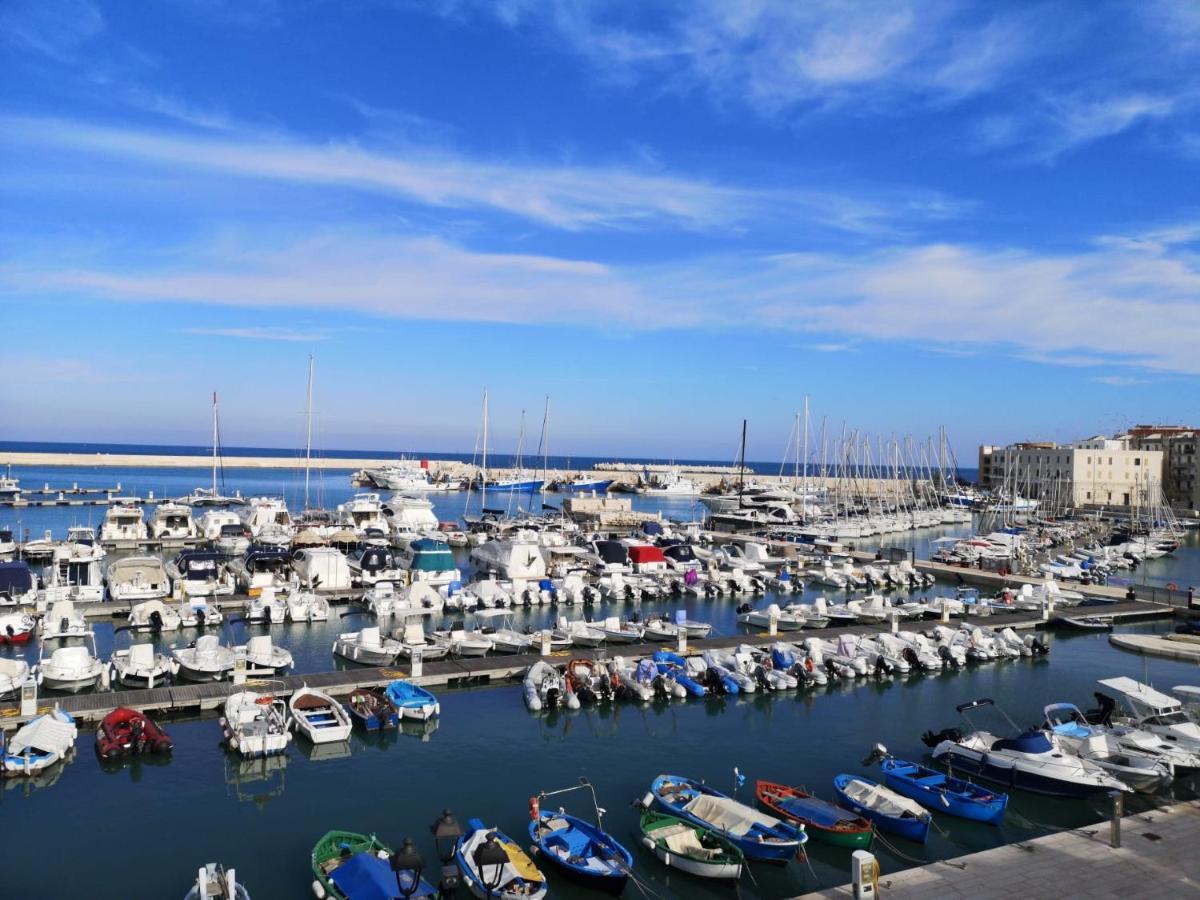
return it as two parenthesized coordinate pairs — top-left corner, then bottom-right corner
(802, 395), (809, 500)
(542, 395), (550, 491)
(481, 389), (489, 510)
(211, 391), (218, 496)
(738, 419), (747, 508)
(303, 354), (314, 510)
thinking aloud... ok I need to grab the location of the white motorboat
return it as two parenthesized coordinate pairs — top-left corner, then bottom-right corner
(239, 497), (293, 546)
(600, 616), (644, 644)
(286, 590), (329, 623)
(289, 687), (353, 744)
(42, 538), (105, 603)
(236, 635), (293, 674)
(173, 634), (237, 682)
(185, 863), (250, 900)
(244, 586), (289, 625)
(220, 691), (291, 758)
(433, 620), (494, 657)
(782, 602), (830, 629)
(149, 502), (199, 540)
(736, 602), (805, 631)
(637, 467), (700, 496)
(292, 547), (352, 591)
(99, 501), (148, 543)
(106, 556), (170, 602)
(1096, 677), (1200, 754)
(198, 509), (250, 551)
(555, 617), (605, 648)
(383, 494), (440, 546)
(110, 642), (177, 689)
(475, 608), (533, 654)
(395, 582), (446, 614)
(2, 707), (77, 776)
(0, 560), (40, 606)
(347, 544), (402, 587)
(167, 550), (235, 598)
(337, 492), (389, 535)
(40, 600), (90, 640)
(1043, 702), (1173, 793)
(470, 530), (548, 580)
(0, 657), (31, 700)
(391, 612), (450, 661)
(35, 635), (104, 693)
(179, 596), (224, 628)
(363, 581), (397, 617)
(397, 537), (461, 589)
(229, 547), (295, 593)
(333, 626), (402, 665)
(928, 698), (1129, 796)
(128, 599), (183, 633)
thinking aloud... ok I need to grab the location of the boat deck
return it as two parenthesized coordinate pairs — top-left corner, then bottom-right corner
(0, 598), (1169, 729)
(799, 799), (1200, 899)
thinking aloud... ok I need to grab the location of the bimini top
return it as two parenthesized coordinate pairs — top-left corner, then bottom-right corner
(641, 521), (664, 536)
(354, 547), (395, 570)
(1098, 677), (1180, 712)
(0, 561), (35, 595)
(175, 550), (224, 573)
(594, 541), (629, 565)
(663, 544), (698, 563)
(244, 547), (291, 570)
(628, 545), (667, 564)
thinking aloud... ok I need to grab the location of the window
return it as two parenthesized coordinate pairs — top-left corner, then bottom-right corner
(1135, 458), (1141, 466)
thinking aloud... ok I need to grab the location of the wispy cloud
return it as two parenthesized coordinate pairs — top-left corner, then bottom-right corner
(184, 327), (328, 343)
(8, 222), (1200, 375)
(0, 116), (961, 236)
(1, 0), (104, 64)
(1092, 375), (1150, 386)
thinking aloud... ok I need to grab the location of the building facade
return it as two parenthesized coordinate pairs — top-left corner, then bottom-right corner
(1129, 425), (1200, 510)
(978, 436), (1163, 507)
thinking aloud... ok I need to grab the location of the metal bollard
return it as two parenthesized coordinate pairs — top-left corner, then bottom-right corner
(233, 653), (247, 686)
(19, 677), (37, 717)
(890, 611), (899, 635)
(677, 629), (687, 654)
(540, 630), (552, 656)
(411, 647), (424, 679)
(768, 613), (778, 636)
(941, 603), (950, 624)
(1109, 790), (1123, 848)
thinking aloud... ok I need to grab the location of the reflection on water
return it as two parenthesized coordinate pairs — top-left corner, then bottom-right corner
(225, 753), (289, 809)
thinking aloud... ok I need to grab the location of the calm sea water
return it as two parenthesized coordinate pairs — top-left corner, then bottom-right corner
(3, 460), (1200, 899)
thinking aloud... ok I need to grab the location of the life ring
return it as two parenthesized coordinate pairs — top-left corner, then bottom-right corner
(256, 695), (275, 706)
(1167, 582), (1179, 591)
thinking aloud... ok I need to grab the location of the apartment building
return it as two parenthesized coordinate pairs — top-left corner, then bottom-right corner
(1130, 425), (1200, 509)
(978, 436), (1163, 507)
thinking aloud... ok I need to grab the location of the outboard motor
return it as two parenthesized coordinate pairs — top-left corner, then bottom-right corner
(752, 665), (771, 690)
(651, 675), (669, 701)
(921, 727), (962, 748)
(149, 609), (164, 633)
(937, 645), (960, 669)
(874, 656), (892, 679)
(735, 602), (752, 615)
(701, 668), (725, 694)
(545, 685), (561, 709)
(824, 659), (841, 681)
(902, 647), (927, 672)
(1029, 636), (1050, 656)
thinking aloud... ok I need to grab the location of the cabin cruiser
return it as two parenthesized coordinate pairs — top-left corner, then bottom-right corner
(383, 494), (440, 546)
(99, 501), (148, 543)
(293, 547), (352, 591)
(397, 537), (461, 589)
(0, 560), (40, 606)
(589, 540), (631, 575)
(239, 497), (293, 547)
(198, 510), (250, 556)
(234, 634), (293, 674)
(173, 634), (237, 682)
(927, 698), (1129, 796)
(128, 599), (183, 632)
(0, 526), (15, 561)
(1043, 702), (1173, 793)
(333, 626), (402, 665)
(110, 642), (177, 689)
(346, 544), (402, 587)
(469, 530), (547, 580)
(149, 502), (199, 540)
(229, 547), (295, 593)
(106, 556), (170, 602)
(244, 586), (288, 624)
(336, 492), (389, 535)
(167, 550), (235, 598)
(35, 634), (105, 693)
(286, 590), (330, 623)
(41, 543), (104, 603)
(41, 600), (90, 640)
(1095, 678), (1200, 754)
(637, 468), (701, 496)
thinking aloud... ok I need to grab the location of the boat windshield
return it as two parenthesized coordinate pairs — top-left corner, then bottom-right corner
(1144, 711), (1189, 726)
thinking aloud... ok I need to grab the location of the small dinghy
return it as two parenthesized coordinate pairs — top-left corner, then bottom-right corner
(385, 680), (440, 721)
(311, 830), (436, 899)
(755, 780), (873, 848)
(645, 774), (807, 862)
(2, 707), (77, 776)
(529, 782), (633, 895)
(95, 707), (173, 760)
(333, 626), (402, 666)
(1055, 614), (1113, 631)
(833, 774), (931, 843)
(179, 596), (223, 628)
(566, 658), (614, 705)
(874, 749), (1007, 824)
(455, 819), (547, 900)
(287, 591), (330, 623)
(173, 634), (237, 682)
(110, 642), (178, 689)
(220, 691), (291, 758)
(637, 810), (743, 881)
(346, 688), (399, 731)
(0, 611), (37, 644)
(185, 863), (250, 900)
(524, 661), (578, 712)
(290, 688), (354, 744)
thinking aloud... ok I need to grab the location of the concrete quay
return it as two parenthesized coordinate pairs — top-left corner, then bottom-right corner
(800, 799), (1200, 899)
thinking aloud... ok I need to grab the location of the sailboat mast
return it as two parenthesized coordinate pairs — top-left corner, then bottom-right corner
(303, 354), (314, 510)
(738, 419), (747, 508)
(542, 395), (550, 491)
(211, 392), (218, 496)
(481, 389), (489, 510)
(802, 395), (809, 500)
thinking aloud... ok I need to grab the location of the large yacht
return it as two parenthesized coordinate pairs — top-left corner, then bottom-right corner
(240, 497), (292, 547)
(149, 502), (199, 540)
(99, 501), (148, 543)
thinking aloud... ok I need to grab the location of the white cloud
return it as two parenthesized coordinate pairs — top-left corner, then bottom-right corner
(0, 0), (104, 64)
(1, 116), (960, 236)
(7, 224), (1200, 375)
(184, 327), (327, 343)
(1092, 376), (1149, 386)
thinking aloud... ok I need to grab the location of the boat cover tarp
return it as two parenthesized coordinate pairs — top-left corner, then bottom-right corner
(595, 541), (628, 565)
(684, 794), (779, 836)
(0, 563), (34, 594)
(629, 546), (666, 564)
(11, 715), (75, 755)
(777, 795), (862, 828)
(843, 779), (925, 820)
(663, 544), (697, 563)
(410, 543), (454, 571)
(329, 852), (403, 900)
(663, 827), (720, 859)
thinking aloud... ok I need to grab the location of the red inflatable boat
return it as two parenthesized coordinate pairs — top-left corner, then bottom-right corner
(95, 707), (174, 760)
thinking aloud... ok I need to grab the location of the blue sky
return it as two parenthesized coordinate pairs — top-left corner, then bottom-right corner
(3, 1), (1199, 461)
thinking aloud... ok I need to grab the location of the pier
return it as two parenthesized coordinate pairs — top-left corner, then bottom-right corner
(801, 799), (1200, 899)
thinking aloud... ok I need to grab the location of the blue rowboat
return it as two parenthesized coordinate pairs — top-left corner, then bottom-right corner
(528, 811), (632, 894)
(455, 819), (547, 900)
(647, 774), (807, 862)
(833, 774), (931, 843)
(881, 758), (1007, 825)
(384, 681), (440, 721)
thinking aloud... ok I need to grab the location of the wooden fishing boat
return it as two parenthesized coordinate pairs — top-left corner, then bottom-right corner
(455, 819), (547, 900)
(529, 811), (631, 894)
(637, 810), (743, 880)
(94, 707), (173, 761)
(384, 680), (440, 721)
(290, 688), (354, 744)
(880, 757), (1007, 824)
(346, 688), (399, 731)
(311, 830), (436, 899)
(755, 780), (873, 848)
(833, 774), (931, 843)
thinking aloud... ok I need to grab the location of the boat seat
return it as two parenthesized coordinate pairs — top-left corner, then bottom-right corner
(914, 774), (945, 785)
(664, 829), (720, 859)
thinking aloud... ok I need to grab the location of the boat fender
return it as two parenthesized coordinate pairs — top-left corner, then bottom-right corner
(641, 836), (655, 851)
(639, 791), (655, 809)
(529, 796), (540, 820)
(312, 881), (327, 899)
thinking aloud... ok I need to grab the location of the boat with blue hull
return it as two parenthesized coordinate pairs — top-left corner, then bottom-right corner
(455, 819), (547, 900)
(652, 651), (705, 697)
(384, 681), (440, 721)
(924, 698), (1129, 797)
(567, 478), (613, 493)
(529, 810), (632, 894)
(645, 774), (807, 862)
(833, 774), (931, 843)
(874, 751), (1007, 825)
